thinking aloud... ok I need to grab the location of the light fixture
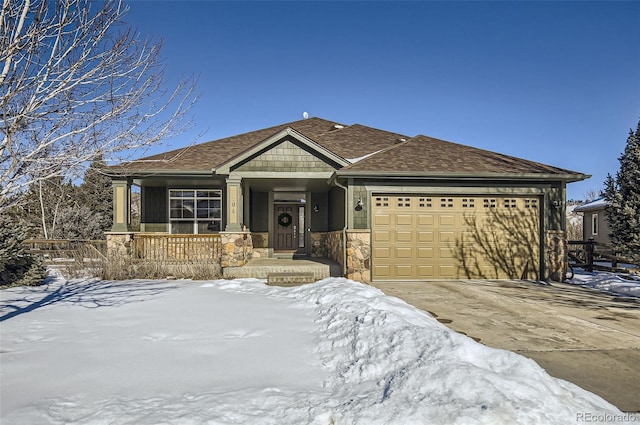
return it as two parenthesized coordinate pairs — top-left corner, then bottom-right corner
(313, 204), (319, 213)
(355, 197), (364, 211)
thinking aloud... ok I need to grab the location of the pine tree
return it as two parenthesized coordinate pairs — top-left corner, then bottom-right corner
(0, 214), (47, 288)
(77, 156), (113, 237)
(603, 120), (640, 261)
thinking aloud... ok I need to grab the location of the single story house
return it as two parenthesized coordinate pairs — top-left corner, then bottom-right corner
(574, 198), (610, 244)
(107, 117), (588, 282)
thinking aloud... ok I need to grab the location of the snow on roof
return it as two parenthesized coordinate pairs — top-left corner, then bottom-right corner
(575, 197), (607, 212)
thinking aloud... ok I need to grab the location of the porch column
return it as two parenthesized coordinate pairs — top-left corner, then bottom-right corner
(111, 179), (132, 232)
(225, 176), (243, 232)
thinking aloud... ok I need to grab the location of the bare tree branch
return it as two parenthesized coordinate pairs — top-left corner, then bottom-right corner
(1, 0), (198, 211)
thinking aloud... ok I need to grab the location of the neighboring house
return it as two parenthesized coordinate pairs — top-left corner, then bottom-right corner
(107, 117), (588, 282)
(574, 198), (610, 244)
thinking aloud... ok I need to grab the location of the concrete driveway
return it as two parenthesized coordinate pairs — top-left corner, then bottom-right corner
(369, 279), (640, 412)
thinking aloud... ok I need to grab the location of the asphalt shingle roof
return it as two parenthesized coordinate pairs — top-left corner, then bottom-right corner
(339, 135), (581, 176)
(112, 117), (585, 180)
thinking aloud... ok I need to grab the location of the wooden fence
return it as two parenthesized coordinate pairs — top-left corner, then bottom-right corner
(23, 239), (107, 263)
(131, 233), (222, 264)
(567, 239), (637, 272)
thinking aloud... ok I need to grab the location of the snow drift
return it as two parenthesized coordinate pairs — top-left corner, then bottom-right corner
(1, 277), (635, 425)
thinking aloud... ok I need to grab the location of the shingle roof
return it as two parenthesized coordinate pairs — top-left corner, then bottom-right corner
(111, 117), (586, 181)
(338, 135), (585, 178)
(114, 117), (404, 173)
(112, 117), (333, 172)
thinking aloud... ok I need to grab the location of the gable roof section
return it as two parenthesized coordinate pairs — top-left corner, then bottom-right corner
(336, 135), (588, 181)
(215, 127), (349, 174)
(112, 117), (344, 174)
(112, 117), (404, 174)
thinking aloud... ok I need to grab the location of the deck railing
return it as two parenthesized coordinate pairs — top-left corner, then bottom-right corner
(131, 233), (222, 264)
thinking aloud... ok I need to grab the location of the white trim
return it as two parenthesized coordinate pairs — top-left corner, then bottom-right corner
(591, 213), (599, 236)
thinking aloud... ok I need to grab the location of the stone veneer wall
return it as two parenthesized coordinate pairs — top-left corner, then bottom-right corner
(251, 232), (269, 258)
(346, 230), (371, 283)
(105, 232), (133, 258)
(310, 232), (329, 258)
(546, 229), (567, 282)
(220, 232), (253, 267)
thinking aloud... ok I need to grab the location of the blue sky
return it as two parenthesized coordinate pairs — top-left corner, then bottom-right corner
(125, 1), (639, 201)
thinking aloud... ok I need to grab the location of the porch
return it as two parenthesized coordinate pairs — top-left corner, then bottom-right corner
(105, 232), (344, 283)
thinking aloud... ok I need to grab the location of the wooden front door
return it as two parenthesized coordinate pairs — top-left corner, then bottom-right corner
(274, 204), (304, 252)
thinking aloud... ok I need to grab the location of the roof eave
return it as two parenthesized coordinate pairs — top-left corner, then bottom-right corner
(334, 170), (591, 182)
(107, 169), (216, 179)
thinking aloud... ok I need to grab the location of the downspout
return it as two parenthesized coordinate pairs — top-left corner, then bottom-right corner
(333, 179), (348, 277)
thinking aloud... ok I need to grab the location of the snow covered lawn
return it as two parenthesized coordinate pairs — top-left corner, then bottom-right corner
(567, 268), (640, 298)
(1, 277), (637, 425)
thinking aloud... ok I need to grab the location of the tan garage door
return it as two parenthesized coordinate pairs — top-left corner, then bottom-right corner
(371, 195), (541, 280)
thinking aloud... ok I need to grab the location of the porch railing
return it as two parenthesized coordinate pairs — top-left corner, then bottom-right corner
(131, 233), (222, 264)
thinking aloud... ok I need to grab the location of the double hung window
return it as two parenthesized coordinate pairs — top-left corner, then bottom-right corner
(169, 190), (222, 234)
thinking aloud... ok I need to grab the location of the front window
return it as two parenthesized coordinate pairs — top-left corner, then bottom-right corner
(169, 189), (222, 234)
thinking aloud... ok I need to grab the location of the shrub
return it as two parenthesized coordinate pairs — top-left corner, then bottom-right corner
(0, 214), (47, 288)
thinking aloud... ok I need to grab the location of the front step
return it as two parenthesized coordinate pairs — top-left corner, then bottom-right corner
(267, 272), (316, 287)
(272, 251), (298, 259)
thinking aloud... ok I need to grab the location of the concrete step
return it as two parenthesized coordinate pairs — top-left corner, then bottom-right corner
(222, 258), (332, 281)
(266, 272), (316, 287)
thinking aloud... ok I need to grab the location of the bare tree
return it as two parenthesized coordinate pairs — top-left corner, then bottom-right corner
(1, 0), (197, 212)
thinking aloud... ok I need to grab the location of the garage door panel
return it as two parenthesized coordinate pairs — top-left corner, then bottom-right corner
(395, 214), (413, 226)
(373, 265), (391, 278)
(395, 265), (414, 277)
(417, 265), (434, 278)
(439, 215), (456, 226)
(395, 247), (413, 259)
(438, 231), (455, 243)
(439, 265), (456, 277)
(417, 214), (433, 226)
(373, 247), (390, 259)
(372, 194), (541, 280)
(373, 231), (390, 243)
(396, 231), (413, 243)
(374, 214), (391, 226)
(439, 247), (455, 258)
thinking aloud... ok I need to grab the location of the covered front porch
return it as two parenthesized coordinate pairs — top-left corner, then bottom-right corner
(106, 174), (353, 280)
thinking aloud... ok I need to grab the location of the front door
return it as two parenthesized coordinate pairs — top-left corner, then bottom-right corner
(274, 203), (305, 253)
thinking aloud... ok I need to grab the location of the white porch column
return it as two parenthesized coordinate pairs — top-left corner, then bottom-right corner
(225, 176), (243, 232)
(111, 179), (132, 232)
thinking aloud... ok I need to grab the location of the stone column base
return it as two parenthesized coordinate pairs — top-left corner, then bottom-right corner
(220, 232), (253, 267)
(546, 229), (568, 282)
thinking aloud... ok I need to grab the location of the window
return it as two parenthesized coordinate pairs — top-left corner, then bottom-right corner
(169, 189), (222, 234)
(591, 213), (598, 236)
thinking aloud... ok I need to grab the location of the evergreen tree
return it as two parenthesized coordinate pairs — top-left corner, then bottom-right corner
(603, 120), (640, 261)
(0, 214), (47, 288)
(52, 206), (105, 240)
(77, 156), (113, 237)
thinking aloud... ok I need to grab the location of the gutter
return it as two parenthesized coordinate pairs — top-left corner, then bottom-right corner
(334, 170), (591, 183)
(333, 178), (348, 277)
